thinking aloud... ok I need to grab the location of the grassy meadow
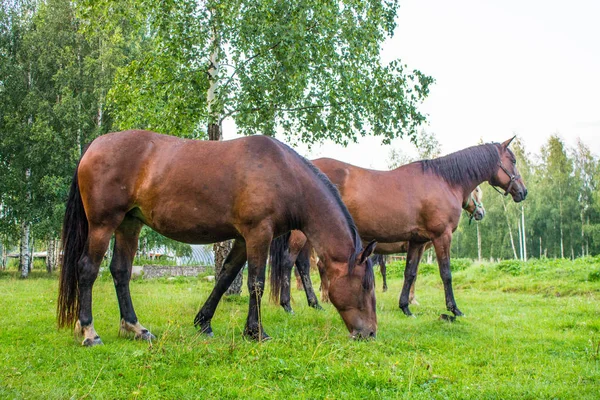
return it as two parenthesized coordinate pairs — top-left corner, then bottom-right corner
(1, 258), (599, 399)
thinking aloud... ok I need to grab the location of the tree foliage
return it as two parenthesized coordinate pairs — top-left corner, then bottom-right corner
(84, 0), (433, 144)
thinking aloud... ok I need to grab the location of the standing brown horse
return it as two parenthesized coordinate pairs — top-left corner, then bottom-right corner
(284, 185), (485, 309)
(270, 138), (526, 317)
(57, 130), (377, 346)
(372, 185), (486, 294)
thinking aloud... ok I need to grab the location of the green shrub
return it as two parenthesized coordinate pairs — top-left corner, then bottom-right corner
(588, 270), (600, 282)
(450, 258), (472, 271)
(496, 259), (523, 275)
(418, 262), (437, 275)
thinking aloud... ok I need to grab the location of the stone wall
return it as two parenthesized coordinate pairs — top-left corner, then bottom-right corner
(140, 265), (212, 279)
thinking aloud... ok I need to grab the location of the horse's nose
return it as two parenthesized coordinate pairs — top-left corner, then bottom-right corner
(369, 331), (376, 339)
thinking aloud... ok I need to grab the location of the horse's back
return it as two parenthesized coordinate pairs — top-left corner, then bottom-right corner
(78, 131), (309, 242)
(312, 157), (462, 242)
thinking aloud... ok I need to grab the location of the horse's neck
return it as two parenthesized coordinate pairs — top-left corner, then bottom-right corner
(302, 206), (355, 265)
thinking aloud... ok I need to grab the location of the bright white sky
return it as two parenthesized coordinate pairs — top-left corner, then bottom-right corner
(224, 0), (600, 169)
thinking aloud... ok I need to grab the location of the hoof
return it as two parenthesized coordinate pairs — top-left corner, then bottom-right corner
(449, 307), (464, 317)
(243, 327), (272, 342)
(135, 329), (156, 341)
(82, 336), (103, 347)
(382, 287), (388, 293)
(199, 323), (214, 337)
(409, 298), (420, 306)
(282, 304), (294, 314)
(194, 314), (214, 337)
(400, 305), (413, 317)
(439, 314), (456, 322)
(310, 303), (324, 311)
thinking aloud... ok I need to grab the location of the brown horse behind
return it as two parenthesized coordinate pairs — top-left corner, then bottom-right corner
(271, 138), (526, 317)
(288, 185), (485, 306)
(366, 185), (485, 294)
(57, 130), (377, 345)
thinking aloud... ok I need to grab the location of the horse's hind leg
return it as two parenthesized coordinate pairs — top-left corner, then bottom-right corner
(195, 239), (247, 336)
(432, 233), (463, 317)
(317, 260), (330, 303)
(296, 244), (322, 310)
(399, 242), (425, 316)
(278, 255), (295, 313)
(110, 215), (155, 341)
(408, 261), (421, 305)
(75, 225), (114, 346)
(278, 232), (308, 313)
(380, 256), (388, 292)
(294, 267), (303, 290)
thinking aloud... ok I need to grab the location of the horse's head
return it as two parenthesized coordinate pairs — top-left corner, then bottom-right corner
(465, 186), (485, 222)
(327, 240), (377, 339)
(490, 137), (527, 202)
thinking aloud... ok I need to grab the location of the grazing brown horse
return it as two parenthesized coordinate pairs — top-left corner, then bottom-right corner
(57, 130), (377, 346)
(270, 138), (526, 317)
(286, 185), (485, 308)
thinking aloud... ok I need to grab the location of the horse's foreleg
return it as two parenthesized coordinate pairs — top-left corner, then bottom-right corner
(76, 226), (113, 346)
(432, 233), (463, 317)
(278, 254), (294, 313)
(296, 244), (322, 310)
(110, 216), (154, 342)
(243, 228), (273, 341)
(195, 239), (247, 336)
(399, 242), (425, 316)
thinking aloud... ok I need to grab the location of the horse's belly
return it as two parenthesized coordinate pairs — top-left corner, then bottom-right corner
(132, 205), (241, 244)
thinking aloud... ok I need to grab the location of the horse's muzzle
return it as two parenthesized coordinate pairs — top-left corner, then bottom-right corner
(350, 329), (376, 340)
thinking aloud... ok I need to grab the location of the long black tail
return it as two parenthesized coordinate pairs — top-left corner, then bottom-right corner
(269, 232), (292, 304)
(57, 165), (88, 328)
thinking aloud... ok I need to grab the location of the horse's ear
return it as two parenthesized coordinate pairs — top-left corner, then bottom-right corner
(501, 136), (516, 149)
(359, 240), (377, 264)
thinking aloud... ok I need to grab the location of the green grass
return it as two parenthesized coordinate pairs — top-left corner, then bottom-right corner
(1, 259), (599, 399)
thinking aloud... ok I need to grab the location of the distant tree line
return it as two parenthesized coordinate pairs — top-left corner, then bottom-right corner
(452, 135), (600, 261)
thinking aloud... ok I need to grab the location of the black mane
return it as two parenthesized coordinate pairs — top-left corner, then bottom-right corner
(420, 143), (501, 188)
(275, 139), (369, 282)
(298, 156), (374, 289)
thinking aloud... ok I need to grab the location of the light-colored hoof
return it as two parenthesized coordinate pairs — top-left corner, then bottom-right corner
(82, 336), (103, 347)
(409, 299), (420, 305)
(135, 330), (156, 341)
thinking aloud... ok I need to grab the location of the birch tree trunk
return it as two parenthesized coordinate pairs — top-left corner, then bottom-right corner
(46, 238), (55, 273)
(207, 25), (242, 295)
(517, 220), (523, 261)
(559, 200), (564, 258)
(28, 236), (34, 272)
(581, 211), (585, 258)
(1, 241), (7, 270)
(476, 223), (482, 262)
(54, 239), (60, 269)
(20, 221), (31, 278)
(502, 199), (518, 259)
(521, 204), (527, 261)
